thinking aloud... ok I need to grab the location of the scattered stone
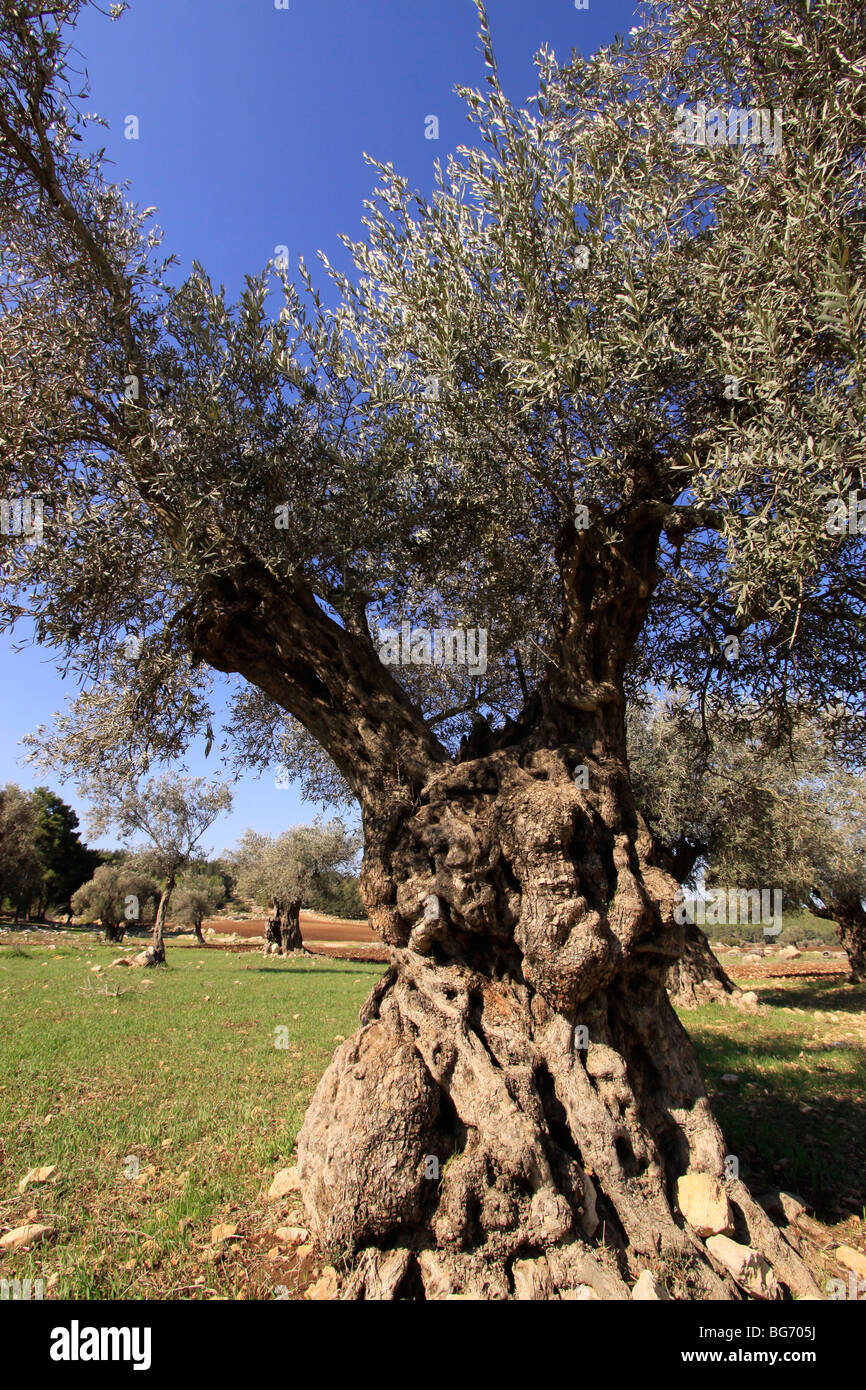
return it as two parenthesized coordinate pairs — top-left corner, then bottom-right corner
(676, 1173), (734, 1237)
(778, 945), (801, 959)
(275, 1225), (309, 1244)
(18, 1164), (58, 1194)
(835, 1245), (866, 1280)
(110, 958), (132, 968)
(736, 991), (760, 1012)
(706, 1234), (780, 1299)
(562, 1284), (601, 1300)
(0, 1222), (54, 1252)
(210, 1223), (238, 1244)
(632, 1270), (671, 1300)
(758, 1191), (807, 1225)
(720, 1073), (740, 1084)
(512, 1256), (555, 1300)
(266, 1246), (281, 1261)
(306, 1266), (339, 1300)
(268, 1166), (301, 1200)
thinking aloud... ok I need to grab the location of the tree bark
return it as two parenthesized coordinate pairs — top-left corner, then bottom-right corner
(281, 898), (305, 954)
(295, 711), (817, 1300)
(193, 920), (206, 946)
(264, 900), (306, 955)
(264, 907), (283, 956)
(666, 923), (755, 1012)
(149, 877), (174, 965)
(103, 920), (126, 944)
(811, 892), (866, 983)
(837, 907), (866, 983)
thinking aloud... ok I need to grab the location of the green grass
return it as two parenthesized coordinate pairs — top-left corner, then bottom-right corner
(1, 931), (864, 1300)
(681, 975), (866, 1223)
(0, 936), (379, 1299)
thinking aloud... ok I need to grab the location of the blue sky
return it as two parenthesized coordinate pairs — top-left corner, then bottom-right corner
(0, 0), (641, 853)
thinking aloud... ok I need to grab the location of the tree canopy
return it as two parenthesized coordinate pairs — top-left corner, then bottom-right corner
(2, 0), (863, 808)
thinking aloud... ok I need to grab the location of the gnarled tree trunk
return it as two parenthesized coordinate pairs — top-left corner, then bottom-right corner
(264, 898), (306, 956)
(103, 920), (126, 944)
(148, 877), (174, 965)
(811, 892), (866, 983)
(666, 922), (756, 1012)
(296, 710), (817, 1301)
(832, 899), (866, 983)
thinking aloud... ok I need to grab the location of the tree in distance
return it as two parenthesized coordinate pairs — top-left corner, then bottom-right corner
(169, 866), (228, 946)
(230, 819), (360, 955)
(70, 860), (159, 943)
(630, 700), (866, 985)
(81, 774), (232, 963)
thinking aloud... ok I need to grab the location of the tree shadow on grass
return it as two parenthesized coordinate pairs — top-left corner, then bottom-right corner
(692, 1030), (866, 1221)
(244, 965), (383, 977)
(757, 983), (866, 1014)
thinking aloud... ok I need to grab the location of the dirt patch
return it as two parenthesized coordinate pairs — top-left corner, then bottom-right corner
(202, 912), (376, 944)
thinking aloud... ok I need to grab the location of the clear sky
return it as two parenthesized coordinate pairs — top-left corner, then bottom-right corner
(0, 0), (641, 853)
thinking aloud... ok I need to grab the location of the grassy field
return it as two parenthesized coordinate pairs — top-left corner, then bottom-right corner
(0, 929), (864, 1300)
(686, 974), (866, 1224)
(0, 931), (380, 1299)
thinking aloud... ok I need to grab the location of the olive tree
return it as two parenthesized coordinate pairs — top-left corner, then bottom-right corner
(0, 783), (44, 921)
(230, 819), (360, 954)
(82, 774), (232, 962)
(70, 860), (158, 942)
(170, 867), (226, 946)
(630, 701), (866, 983)
(627, 702), (751, 1010)
(3, 0), (864, 1296)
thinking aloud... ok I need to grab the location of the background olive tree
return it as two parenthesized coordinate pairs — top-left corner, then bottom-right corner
(82, 774), (232, 963)
(629, 701), (866, 983)
(230, 819), (360, 954)
(70, 859), (158, 942)
(169, 866), (228, 946)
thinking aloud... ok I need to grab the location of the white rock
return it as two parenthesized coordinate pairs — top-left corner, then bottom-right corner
(0, 1222), (53, 1252)
(706, 1234), (779, 1299)
(268, 1166), (301, 1200)
(306, 1265), (339, 1300)
(676, 1173), (735, 1237)
(835, 1245), (866, 1280)
(632, 1269), (671, 1300)
(18, 1164), (58, 1194)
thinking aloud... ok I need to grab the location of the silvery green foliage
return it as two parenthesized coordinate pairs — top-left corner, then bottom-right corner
(81, 772), (232, 882)
(629, 698), (866, 914)
(228, 818), (361, 913)
(1, 0), (864, 781)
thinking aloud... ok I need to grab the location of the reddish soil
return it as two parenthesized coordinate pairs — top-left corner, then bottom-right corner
(199, 911), (389, 962)
(727, 961), (847, 980)
(202, 911), (377, 943)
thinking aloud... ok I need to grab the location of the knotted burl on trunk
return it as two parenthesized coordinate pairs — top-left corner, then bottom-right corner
(295, 745), (819, 1300)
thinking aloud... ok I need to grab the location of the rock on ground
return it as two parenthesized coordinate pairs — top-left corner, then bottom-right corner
(0, 1223), (54, 1252)
(676, 1173), (735, 1238)
(706, 1234), (780, 1300)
